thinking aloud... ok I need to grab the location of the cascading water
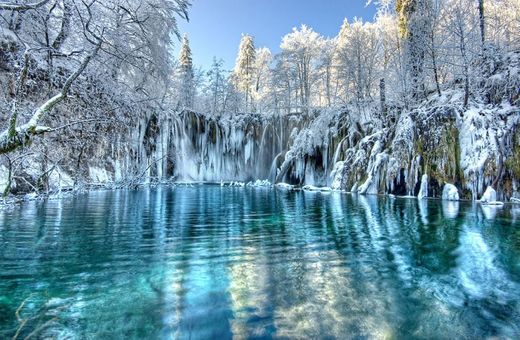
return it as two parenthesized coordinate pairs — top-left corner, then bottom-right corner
(135, 111), (306, 183)
(113, 107), (356, 188)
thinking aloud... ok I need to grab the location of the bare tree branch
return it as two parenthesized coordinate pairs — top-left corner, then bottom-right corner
(0, 41), (102, 154)
(8, 51), (30, 138)
(0, 0), (50, 11)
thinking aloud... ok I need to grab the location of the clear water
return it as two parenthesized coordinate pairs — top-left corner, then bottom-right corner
(1, 186), (520, 339)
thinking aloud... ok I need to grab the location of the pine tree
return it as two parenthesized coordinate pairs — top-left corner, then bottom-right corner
(178, 34), (194, 109)
(233, 34), (256, 112)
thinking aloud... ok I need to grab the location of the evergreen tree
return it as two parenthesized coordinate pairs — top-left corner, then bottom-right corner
(233, 34), (256, 112)
(178, 34), (194, 109)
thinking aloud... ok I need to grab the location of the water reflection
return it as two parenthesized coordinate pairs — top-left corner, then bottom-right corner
(480, 204), (502, 220)
(513, 206), (520, 222)
(0, 187), (519, 339)
(442, 200), (460, 219)
(418, 199), (429, 225)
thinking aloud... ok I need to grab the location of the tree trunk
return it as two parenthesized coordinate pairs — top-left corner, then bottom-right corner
(463, 73), (470, 108)
(3, 157), (12, 197)
(478, 0), (485, 46)
(52, 0), (72, 50)
(461, 41), (470, 108)
(430, 31), (442, 97)
(379, 78), (386, 116)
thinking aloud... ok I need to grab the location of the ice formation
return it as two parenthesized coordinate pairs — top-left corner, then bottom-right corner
(417, 174), (428, 200)
(442, 184), (460, 201)
(479, 186), (497, 203)
(1, 49), (518, 201)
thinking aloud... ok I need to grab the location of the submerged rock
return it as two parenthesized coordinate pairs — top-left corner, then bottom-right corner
(275, 182), (295, 190)
(418, 174), (428, 200)
(302, 185), (332, 192)
(442, 183), (460, 201)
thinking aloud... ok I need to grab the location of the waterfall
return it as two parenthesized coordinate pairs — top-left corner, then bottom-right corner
(418, 174), (428, 200)
(132, 111), (300, 183)
(332, 137), (347, 166)
(269, 152), (285, 183)
(120, 110), (343, 186)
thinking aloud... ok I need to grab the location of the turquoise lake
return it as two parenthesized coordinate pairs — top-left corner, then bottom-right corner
(1, 186), (520, 339)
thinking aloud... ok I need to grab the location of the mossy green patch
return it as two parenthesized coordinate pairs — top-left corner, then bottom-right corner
(505, 132), (520, 179)
(416, 122), (463, 184)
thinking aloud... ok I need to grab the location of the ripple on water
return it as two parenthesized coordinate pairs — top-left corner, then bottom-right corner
(0, 187), (519, 339)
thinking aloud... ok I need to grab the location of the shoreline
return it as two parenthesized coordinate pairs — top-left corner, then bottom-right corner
(2, 181), (519, 209)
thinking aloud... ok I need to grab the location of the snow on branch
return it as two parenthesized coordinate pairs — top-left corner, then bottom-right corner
(0, 42), (101, 154)
(0, 0), (50, 11)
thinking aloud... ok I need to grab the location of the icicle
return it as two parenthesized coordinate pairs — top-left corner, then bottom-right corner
(417, 174), (428, 200)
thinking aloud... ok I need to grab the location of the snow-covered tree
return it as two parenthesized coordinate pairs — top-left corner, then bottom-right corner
(442, 0), (480, 107)
(253, 47), (273, 112)
(373, 12), (402, 106)
(271, 53), (295, 114)
(317, 38), (335, 107)
(233, 34), (256, 112)
(178, 34), (195, 109)
(397, 0), (432, 101)
(204, 57), (227, 114)
(335, 19), (380, 105)
(0, 0), (191, 154)
(424, 0), (444, 97)
(280, 25), (323, 111)
(485, 0), (520, 52)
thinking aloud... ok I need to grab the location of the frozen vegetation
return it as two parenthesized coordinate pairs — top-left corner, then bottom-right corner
(0, 0), (519, 202)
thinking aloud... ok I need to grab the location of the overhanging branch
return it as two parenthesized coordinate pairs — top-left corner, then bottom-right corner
(0, 41), (101, 154)
(0, 0), (51, 11)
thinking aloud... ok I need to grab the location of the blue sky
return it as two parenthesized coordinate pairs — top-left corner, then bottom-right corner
(176, 0), (377, 70)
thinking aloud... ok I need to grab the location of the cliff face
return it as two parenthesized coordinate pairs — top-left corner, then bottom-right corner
(332, 53), (519, 201)
(329, 97), (519, 200)
(1, 51), (518, 201)
(283, 51), (520, 201)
